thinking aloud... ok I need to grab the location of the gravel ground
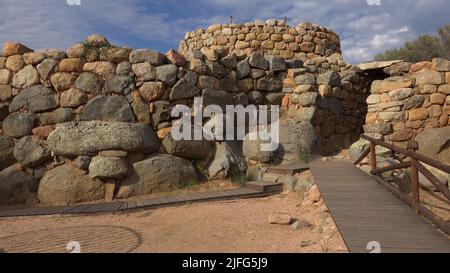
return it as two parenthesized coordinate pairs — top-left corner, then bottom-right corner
(0, 192), (348, 253)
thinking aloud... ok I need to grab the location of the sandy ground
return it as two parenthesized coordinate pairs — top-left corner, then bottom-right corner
(0, 192), (348, 253)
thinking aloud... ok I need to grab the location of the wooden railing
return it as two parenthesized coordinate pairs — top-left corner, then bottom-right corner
(354, 135), (450, 235)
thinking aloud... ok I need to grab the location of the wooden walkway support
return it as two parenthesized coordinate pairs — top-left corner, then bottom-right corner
(310, 159), (450, 253)
(0, 181), (282, 218)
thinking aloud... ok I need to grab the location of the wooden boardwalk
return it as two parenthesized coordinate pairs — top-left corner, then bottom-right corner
(310, 159), (450, 253)
(0, 181), (282, 218)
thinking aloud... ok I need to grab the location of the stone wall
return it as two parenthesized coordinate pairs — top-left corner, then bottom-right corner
(0, 22), (366, 207)
(364, 58), (450, 146)
(179, 19), (341, 60)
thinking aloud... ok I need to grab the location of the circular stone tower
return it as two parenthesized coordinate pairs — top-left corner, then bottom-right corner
(178, 19), (341, 60)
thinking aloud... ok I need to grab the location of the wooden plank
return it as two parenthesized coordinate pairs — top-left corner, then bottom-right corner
(310, 159), (450, 253)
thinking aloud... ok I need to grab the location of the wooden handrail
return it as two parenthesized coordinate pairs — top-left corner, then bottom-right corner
(413, 160), (450, 201)
(361, 135), (450, 174)
(353, 146), (370, 165)
(370, 161), (411, 175)
(356, 134), (450, 235)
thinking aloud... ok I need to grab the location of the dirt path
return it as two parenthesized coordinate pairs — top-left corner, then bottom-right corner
(0, 193), (347, 253)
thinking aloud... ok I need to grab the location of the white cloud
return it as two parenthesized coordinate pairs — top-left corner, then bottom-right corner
(0, 0), (448, 64)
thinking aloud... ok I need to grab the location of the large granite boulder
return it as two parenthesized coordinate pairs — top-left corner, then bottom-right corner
(80, 96), (135, 122)
(9, 85), (58, 113)
(416, 127), (450, 164)
(116, 154), (198, 198)
(13, 136), (51, 167)
(3, 112), (36, 138)
(275, 119), (318, 164)
(88, 156), (128, 179)
(37, 163), (105, 205)
(47, 121), (160, 156)
(0, 164), (36, 205)
(208, 141), (247, 179)
(0, 136), (16, 170)
(162, 133), (213, 160)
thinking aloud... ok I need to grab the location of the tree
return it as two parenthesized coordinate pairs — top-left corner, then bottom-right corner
(374, 24), (450, 62)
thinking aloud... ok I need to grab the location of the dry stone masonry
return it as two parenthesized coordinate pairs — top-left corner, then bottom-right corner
(1, 20), (434, 207)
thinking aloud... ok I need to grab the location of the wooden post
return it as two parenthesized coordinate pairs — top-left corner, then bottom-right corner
(410, 159), (420, 210)
(105, 179), (116, 202)
(370, 142), (377, 174)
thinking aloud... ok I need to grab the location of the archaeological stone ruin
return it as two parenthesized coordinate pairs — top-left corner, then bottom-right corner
(0, 19), (449, 206)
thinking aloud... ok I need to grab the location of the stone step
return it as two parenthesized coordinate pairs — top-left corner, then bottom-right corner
(266, 163), (310, 175)
(246, 181), (283, 193)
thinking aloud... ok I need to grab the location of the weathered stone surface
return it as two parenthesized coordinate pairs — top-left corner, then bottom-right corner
(169, 78), (200, 100)
(75, 72), (102, 94)
(117, 154), (198, 198)
(416, 127), (450, 163)
(155, 64), (178, 86)
(131, 62), (157, 81)
(202, 88), (233, 110)
(248, 52), (269, 70)
(298, 92), (320, 106)
(294, 75), (315, 85)
(129, 49), (165, 65)
(37, 164), (105, 205)
(189, 58), (208, 75)
(221, 55), (237, 69)
(13, 136), (51, 167)
(248, 91), (265, 104)
(276, 119), (317, 164)
(50, 72), (76, 92)
(0, 84), (12, 102)
(408, 108), (428, 121)
(59, 58), (82, 72)
(3, 112), (35, 138)
(357, 60), (403, 71)
(47, 121), (160, 156)
(198, 75), (220, 89)
(60, 88), (88, 108)
(0, 164), (35, 205)
(74, 156), (91, 170)
(243, 131), (274, 163)
(431, 58), (450, 72)
(317, 71), (341, 86)
(366, 94), (381, 104)
(404, 95), (425, 110)
(139, 81), (166, 103)
(9, 85), (58, 113)
(151, 101), (171, 126)
(162, 133), (213, 160)
(12, 65), (40, 89)
(165, 49), (186, 67)
(388, 88), (414, 100)
(236, 60), (250, 80)
(38, 108), (74, 126)
(438, 84), (450, 95)
(0, 136), (16, 170)
(265, 92), (284, 105)
(23, 52), (46, 65)
(363, 123), (392, 134)
(42, 48), (67, 60)
(88, 156), (128, 179)
(116, 61), (131, 75)
(267, 55), (286, 72)
(131, 98), (151, 124)
(0, 69), (12, 85)
(103, 75), (133, 95)
(371, 76), (413, 93)
(36, 59), (58, 80)
(414, 69), (443, 85)
(268, 213), (291, 225)
(81, 96), (135, 122)
(388, 129), (414, 142)
(3, 42), (33, 57)
(6, 55), (25, 72)
(208, 141), (247, 180)
(257, 77), (282, 91)
(83, 62), (115, 79)
(430, 93), (446, 105)
(32, 125), (54, 139)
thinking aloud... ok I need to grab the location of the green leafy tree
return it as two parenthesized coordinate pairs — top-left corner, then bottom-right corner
(374, 24), (450, 62)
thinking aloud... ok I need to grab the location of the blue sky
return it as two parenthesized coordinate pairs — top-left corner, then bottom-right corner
(0, 0), (448, 64)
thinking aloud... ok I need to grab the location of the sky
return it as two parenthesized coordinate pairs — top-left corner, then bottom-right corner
(0, 0), (448, 64)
